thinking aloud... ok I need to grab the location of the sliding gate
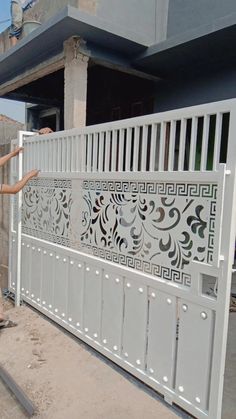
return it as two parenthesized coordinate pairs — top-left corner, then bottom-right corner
(9, 99), (236, 418)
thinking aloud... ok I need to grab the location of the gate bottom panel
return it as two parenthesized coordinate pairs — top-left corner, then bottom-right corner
(18, 236), (216, 419)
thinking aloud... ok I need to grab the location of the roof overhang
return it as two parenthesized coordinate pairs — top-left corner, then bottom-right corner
(134, 16), (236, 79)
(0, 5), (148, 87)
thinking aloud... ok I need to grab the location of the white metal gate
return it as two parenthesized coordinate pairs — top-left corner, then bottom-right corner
(9, 99), (236, 418)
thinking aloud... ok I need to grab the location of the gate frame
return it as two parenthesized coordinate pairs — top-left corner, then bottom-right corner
(9, 100), (236, 419)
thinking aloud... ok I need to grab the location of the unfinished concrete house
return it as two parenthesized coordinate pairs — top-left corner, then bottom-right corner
(0, 1), (236, 418)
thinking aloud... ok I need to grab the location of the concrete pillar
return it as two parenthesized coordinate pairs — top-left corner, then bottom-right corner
(64, 37), (89, 129)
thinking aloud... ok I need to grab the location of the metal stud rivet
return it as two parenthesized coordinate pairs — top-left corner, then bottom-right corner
(136, 359), (141, 366)
(31, 294), (34, 298)
(163, 376), (168, 383)
(86, 267), (90, 272)
(149, 368), (154, 374)
(96, 270), (100, 275)
(68, 318), (72, 322)
(113, 346), (118, 351)
(167, 298), (172, 305)
(84, 328), (89, 332)
(42, 301), (46, 305)
(182, 304), (188, 312)
(55, 309), (58, 313)
(49, 305), (52, 309)
(50, 253), (53, 257)
(27, 245), (30, 248)
(94, 333), (98, 338)
(126, 283), (131, 288)
(151, 292), (156, 298)
(201, 312), (207, 320)
(62, 313), (65, 317)
(22, 243), (25, 246)
(63, 258), (67, 263)
(32, 247), (35, 250)
(38, 248), (41, 253)
(115, 278), (120, 283)
(21, 288), (24, 291)
(56, 255), (59, 260)
(76, 322), (80, 327)
(70, 261), (74, 265)
(124, 352), (128, 358)
(43, 251), (47, 255)
(12, 282), (15, 286)
(195, 397), (201, 404)
(103, 339), (107, 344)
(105, 274), (109, 279)
(178, 386), (184, 393)
(26, 290), (29, 295)
(37, 298), (40, 302)
(13, 239), (15, 243)
(138, 287), (143, 294)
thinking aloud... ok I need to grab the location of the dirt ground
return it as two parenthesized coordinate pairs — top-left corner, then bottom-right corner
(0, 301), (180, 419)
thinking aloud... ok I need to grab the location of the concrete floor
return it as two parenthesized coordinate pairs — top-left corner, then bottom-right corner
(0, 306), (179, 419)
(0, 305), (235, 419)
(0, 378), (27, 419)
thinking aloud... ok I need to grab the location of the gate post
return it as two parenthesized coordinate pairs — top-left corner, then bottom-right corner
(15, 131), (35, 307)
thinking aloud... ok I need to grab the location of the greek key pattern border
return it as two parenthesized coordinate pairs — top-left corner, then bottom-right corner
(81, 244), (191, 287)
(28, 178), (72, 189)
(82, 180), (217, 199)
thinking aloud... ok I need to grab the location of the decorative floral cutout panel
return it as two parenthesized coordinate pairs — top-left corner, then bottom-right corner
(22, 178), (218, 288)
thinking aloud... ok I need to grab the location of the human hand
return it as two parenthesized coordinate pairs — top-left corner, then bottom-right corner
(38, 127), (53, 135)
(11, 147), (24, 157)
(25, 169), (40, 180)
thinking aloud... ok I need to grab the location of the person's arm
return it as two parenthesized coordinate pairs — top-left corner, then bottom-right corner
(0, 170), (39, 195)
(0, 147), (23, 167)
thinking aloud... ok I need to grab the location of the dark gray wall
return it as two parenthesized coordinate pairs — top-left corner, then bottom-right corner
(167, 0), (236, 39)
(154, 67), (236, 112)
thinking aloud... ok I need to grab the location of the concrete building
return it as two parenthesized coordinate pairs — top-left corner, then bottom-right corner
(0, 115), (24, 289)
(0, 0), (235, 133)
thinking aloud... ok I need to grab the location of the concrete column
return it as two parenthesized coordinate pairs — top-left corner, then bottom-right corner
(64, 37), (89, 129)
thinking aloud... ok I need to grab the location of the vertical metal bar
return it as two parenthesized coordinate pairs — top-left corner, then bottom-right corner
(98, 132), (105, 172)
(67, 136), (71, 172)
(118, 129), (125, 171)
(70, 136), (74, 172)
(125, 127), (132, 172)
(149, 124), (157, 171)
(55, 137), (61, 172)
(132, 126), (139, 172)
(213, 113), (223, 171)
(178, 118), (187, 171)
(111, 130), (117, 172)
(168, 120), (176, 171)
(104, 131), (111, 172)
(189, 117), (198, 171)
(141, 125), (148, 172)
(200, 114), (210, 171)
(52, 139), (56, 172)
(81, 134), (86, 172)
(16, 131), (23, 307)
(93, 133), (98, 172)
(158, 122), (166, 171)
(75, 135), (80, 172)
(87, 134), (92, 172)
(61, 137), (66, 172)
